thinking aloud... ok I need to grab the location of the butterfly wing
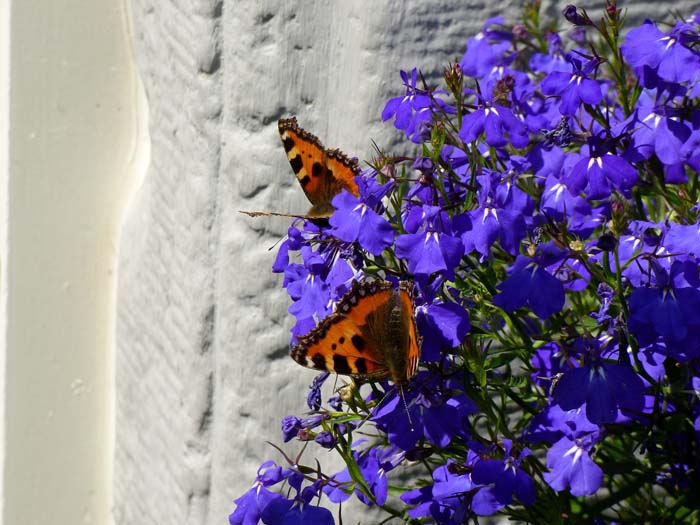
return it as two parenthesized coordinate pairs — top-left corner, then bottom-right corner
(290, 281), (421, 384)
(278, 117), (360, 218)
(397, 281), (421, 383)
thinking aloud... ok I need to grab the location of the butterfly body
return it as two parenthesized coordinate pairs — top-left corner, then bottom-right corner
(278, 117), (360, 218)
(290, 280), (421, 385)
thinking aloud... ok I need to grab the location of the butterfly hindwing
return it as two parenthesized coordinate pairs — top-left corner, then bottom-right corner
(290, 280), (421, 384)
(278, 117), (360, 218)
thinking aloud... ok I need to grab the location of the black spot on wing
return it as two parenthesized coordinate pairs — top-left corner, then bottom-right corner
(311, 353), (325, 370)
(289, 155), (303, 174)
(333, 355), (351, 375)
(282, 136), (295, 153)
(351, 334), (365, 352)
(311, 162), (325, 178)
(355, 357), (367, 374)
(299, 175), (311, 188)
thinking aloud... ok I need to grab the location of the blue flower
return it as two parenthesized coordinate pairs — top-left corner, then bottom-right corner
(628, 262), (700, 361)
(372, 374), (477, 450)
(471, 439), (536, 507)
(460, 17), (513, 79)
(230, 486), (286, 525)
(563, 137), (638, 199)
(553, 352), (645, 424)
(525, 403), (600, 445)
(457, 170), (531, 257)
(324, 447), (399, 507)
(543, 434), (603, 496)
(260, 499), (334, 525)
(530, 342), (571, 389)
(329, 191), (394, 255)
(285, 268), (331, 338)
(541, 54), (603, 116)
(281, 416), (302, 442)
(306, 372), (330, 410)
(622, 21), (700, 86)
(539, 174), (593, 232)
(424, 459), (479, 522)
(625, 104), (691, 166)
(382, 68), (446, 143)
(529, 33), (570, 74)
(492, 243), (566, 319)
(417, 301), (471, 361)
(664, 220), (700, 258)
(459, 97), (529, 148)
(395, 205), (464, 281)
(395, 230), (463, 281)
(230, 462), (304, 525)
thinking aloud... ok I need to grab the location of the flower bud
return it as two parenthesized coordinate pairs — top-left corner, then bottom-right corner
(562, 5), (592, 26)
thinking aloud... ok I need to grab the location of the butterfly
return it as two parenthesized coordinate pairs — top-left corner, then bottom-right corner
(290, 280), (421, 385)
(279, 117), (360, 218)
(241, 118), (360, 220)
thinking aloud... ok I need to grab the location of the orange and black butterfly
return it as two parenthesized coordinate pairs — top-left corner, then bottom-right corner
(290, 280), (421, 385)
(241, 117), (360, 220)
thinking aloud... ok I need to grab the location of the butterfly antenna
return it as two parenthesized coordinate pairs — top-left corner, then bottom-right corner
(398, 384), (414, 432)
(267, 233), (287, 251)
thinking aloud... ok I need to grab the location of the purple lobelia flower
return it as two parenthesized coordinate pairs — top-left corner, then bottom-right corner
(459, 93), (529, 149)
(460, 16), (513, 79)
(328, 190), (394, 255)
(457, 169), (531, 257)
(663, 220), (700, 258)
(622, 20), (700, 87)
(402, 456), (482, 522)
(281, 416), (302, 443)
(382, 68), (446, 143)
(324, 447), (401, 507)
(230, 461), (304, 525)
(619, 97), (691, 166)
(372, 373), (477, 451)
(563, 136), (638, 199)
(540, 174), (593, 228)
(530, 33), (570, 75)
(417, 300), (471, 362)
(543, 433), (603, 496)
(395, 206), (464, 281)
(230, 486), (283, 525)
(493, 242), (566, 319)
(471, 439), (536, 508)
(541, 53), (603, 116)
(306, 371), (330, 410)
(530, 342), (573, 390)
(260, 495), (334, 525)
(285, 265), (331, 338)
(628, 261), (700, 361)
(552, 340), (645, 424)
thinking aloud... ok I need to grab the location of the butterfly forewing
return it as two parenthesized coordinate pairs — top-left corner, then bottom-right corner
(278, 117), (360, 218)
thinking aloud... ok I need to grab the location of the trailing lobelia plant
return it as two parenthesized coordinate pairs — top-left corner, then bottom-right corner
(231, 2), (700, 524)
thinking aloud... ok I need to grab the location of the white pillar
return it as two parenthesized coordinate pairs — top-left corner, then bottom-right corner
(0, 1), (147, 524)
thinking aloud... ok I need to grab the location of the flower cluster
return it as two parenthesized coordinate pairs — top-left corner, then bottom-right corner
(232, 3), (700, 524)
